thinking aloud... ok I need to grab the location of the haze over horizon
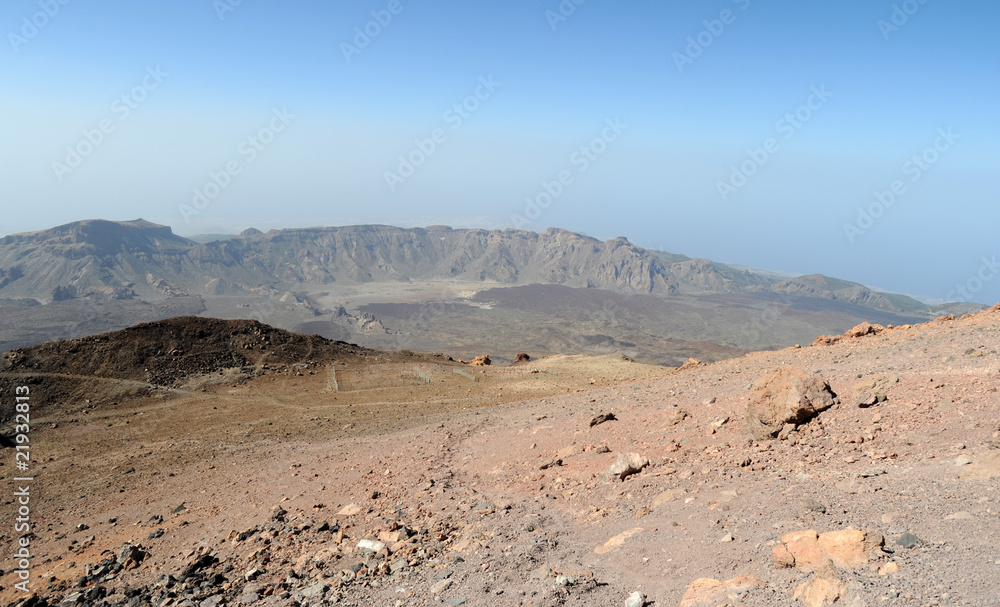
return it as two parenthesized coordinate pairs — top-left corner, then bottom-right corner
(1, 0), (998, 304)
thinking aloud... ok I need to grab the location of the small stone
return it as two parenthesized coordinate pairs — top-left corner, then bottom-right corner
(337, 503), (362, 516)
(652, 488), (686, 508)
(857, 393), (878, 408)
(539, 458), (562, 470)
(955, 455), (973, 466)
(595, 527), (645, 554)
(357, 539), (386, 555)
(944, 511), (973, 521)
(117, 543), (147, 567)
(680, 575), (764, 607)
(800, 498), (827, 514)
(430, 578), (453, 594)
(625, 590), (646, 607)
(200, 596), (225, 607)
(794, 565), (845, 607)
(298, 583), (327, 599)
(896, 533), (924, 549)
(590, 412), (616, 427)
(879, 562), (900, 576)
(720, 533), (734, 543)
(859, 468), (886, 478)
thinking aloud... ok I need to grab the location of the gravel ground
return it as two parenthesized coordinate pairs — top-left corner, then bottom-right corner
(2, 307), (999, 606)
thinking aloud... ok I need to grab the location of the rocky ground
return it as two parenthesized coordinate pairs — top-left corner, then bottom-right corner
(2, 307), (1000, 606)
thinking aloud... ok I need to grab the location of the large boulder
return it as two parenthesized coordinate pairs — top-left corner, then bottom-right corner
(744, 368), (837, 440)
(604, 453), (649, 481)
(773, 527), (884, 572)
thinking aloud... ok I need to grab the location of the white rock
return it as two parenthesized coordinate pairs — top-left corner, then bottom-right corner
(356, 539), (386, 555)
(625, 590), (645, 607)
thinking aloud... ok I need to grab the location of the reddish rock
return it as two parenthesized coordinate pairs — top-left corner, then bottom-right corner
(843, 322), (884, 339)
(793, 565), (846, 607)
(679, 357), (702, 370)
(819, 528), (883, 569)
(774, 527), (883, 572)
(680, 574), (764, 606)
(744, 368), (837, 440)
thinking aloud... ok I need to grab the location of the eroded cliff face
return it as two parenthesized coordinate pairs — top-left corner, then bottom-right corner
(0, 222), (732, 301)
(0, 220), (959, 323)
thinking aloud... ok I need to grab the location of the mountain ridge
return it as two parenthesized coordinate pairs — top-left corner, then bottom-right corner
(0, 219), (964, 315)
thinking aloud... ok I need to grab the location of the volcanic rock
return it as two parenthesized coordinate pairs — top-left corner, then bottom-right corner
(679, 574), (764, 606)
(605, 453), (649, 481)
(744, 368), (837, 440)
(959, 451), (1000, 480)
(589, 412), (616, 427)
(773, 527), (883, 571)
(793, 565), (846, 607)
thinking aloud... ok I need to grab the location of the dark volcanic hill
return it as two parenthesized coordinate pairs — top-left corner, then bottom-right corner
(0, 316), (371, 386)
(0, 316), (391, 421)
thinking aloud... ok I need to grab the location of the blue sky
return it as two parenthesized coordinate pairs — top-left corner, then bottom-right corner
(1, 0), (998, 304)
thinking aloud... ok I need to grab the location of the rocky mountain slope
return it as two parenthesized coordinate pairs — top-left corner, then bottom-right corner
(0, 220), (943, 311)
(0, 220), (983, 363)
(2, 308), (1000, 607)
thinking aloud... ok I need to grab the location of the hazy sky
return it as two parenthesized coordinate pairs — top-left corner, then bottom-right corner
(1, 1), (998, 304)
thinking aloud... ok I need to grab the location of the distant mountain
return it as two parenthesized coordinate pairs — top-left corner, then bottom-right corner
(184, 233), (240, 245)
(0, 219), (984, 360)
(769, 274), (927, 313)
(0, 219), (961, 313)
